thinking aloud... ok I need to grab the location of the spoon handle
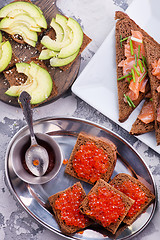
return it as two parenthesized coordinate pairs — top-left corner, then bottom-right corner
(19, 91), (37, 145)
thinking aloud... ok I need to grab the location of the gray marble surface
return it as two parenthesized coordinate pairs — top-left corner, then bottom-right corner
(0, 0), (159, 239)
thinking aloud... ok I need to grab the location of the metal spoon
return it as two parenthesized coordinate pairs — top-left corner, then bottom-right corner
(19, 91), (49, 177)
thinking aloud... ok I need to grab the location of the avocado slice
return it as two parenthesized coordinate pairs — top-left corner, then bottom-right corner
(58, 18), (83, 58)
(0, 40), (12, 72)
(0, 31), (2, 42)
(0, 2), (47, 29)
(29, 64), (53, 104)
(50, 18), (64, 42)
(0, 14), (41, 32)
(5, 61), (53, 104)
(16, 62), (30, 75)
(39, 49), (57, 60)
(50, 50), (79, 67)
(1, 23), (38, 41)
(5, 62), (38, 96)
(41, 14), (71, 51)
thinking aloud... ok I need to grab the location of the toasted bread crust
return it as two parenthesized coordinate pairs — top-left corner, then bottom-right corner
(80, 179), (134, 234)
(65, 132), (117, 185)
(130, 99), (155, 135)
(110, 173), (155, 225)
(115, 11), (153, 122)
(48, 182), (92, 234)
(143, 37), (160, 145)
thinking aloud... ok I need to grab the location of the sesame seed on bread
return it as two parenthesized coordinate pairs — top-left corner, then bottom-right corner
(65, 132), (117, 185)
(80, 179), (134, 234)
(110, 173), (155, 225)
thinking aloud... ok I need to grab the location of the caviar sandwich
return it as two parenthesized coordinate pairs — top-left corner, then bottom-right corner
(65, 132), (117, 184)
(80, 179), (134, 234)
(110, 173), (155, 225)
(48, 182), (92, 234)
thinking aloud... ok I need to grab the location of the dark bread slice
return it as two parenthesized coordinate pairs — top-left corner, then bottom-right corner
(130, 98), (155, 135)
(37, 27), (92, 71)
(48, 182), (92, 234)
(115, 11), (152, 122)
(4, 59), (58, 106)
(110, 173), (155, 225)
(143, 36), (160, 145)
(65, 132), (117, 185)
(80, 179), (134, 234)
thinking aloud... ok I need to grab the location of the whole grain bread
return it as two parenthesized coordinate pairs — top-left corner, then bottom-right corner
(110, 173), (155, 225)
(130, 98), (155, 135)
(4, 59), (58, 106)
(115, 11), (152, 122)
(65, 132), (117, 185)
(143, 36), (160, 145)
(80, 179), (134, 235)
(48, 182), (92, 234)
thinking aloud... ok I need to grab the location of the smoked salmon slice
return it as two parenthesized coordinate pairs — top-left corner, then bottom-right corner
(138, 100), (154, 124)
(118, 30), (148, 102)
(151, 59), (160, 80)
(125, 30), (146, 58)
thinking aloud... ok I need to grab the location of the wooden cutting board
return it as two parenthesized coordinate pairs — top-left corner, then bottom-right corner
(0, 0), (81, 107)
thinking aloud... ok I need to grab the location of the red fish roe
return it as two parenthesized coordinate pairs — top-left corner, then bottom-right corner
(73, 141), (109, 183)
(86, 187), (125, 227)
(55, 185), (90, 228)
(63, 159), (68, 165)
(114, 180), (148, 217)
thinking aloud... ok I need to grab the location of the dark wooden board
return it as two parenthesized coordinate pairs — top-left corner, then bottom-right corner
(0, 0), (81, 107)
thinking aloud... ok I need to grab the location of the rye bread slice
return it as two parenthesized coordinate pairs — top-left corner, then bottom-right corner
(143, 36), (160, 145)
(65, 132), (117, 185)
(110, 173), (155, 225)
(37, 26), (92, 71)
(48, 182), (92, 235)
(3, 59), (58, 106)
(80, 179), (134, 235)
(130, 98), (155, 135)
(115, 11), (152, 122)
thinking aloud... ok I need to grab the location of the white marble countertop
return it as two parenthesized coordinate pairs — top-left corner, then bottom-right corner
(0, 0), (159, 240)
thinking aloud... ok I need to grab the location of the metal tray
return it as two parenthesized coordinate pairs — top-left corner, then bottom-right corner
(5, 117), (157, 240)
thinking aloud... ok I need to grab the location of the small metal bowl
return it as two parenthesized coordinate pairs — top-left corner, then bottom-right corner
(10, 133), (63, 184)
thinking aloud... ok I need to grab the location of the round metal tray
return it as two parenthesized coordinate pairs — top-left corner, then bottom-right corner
(5, 117), (157, 240)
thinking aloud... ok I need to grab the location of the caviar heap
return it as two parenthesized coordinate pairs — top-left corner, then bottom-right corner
(55, 184), (90, 227)
(86, 186), (125, 227)
(113, 180), (148, 217)
(73, 141), (109, 183)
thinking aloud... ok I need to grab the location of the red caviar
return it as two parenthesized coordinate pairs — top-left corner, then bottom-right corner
(86, 187), (125, 227)
(55, 185), (90, 228)
(73, 141), (109, 183)
(113, 180), (148, 217)
(63, 159), (68, 165)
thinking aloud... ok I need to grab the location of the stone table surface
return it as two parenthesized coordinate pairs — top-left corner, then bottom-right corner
(0, 0), (159, 240)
